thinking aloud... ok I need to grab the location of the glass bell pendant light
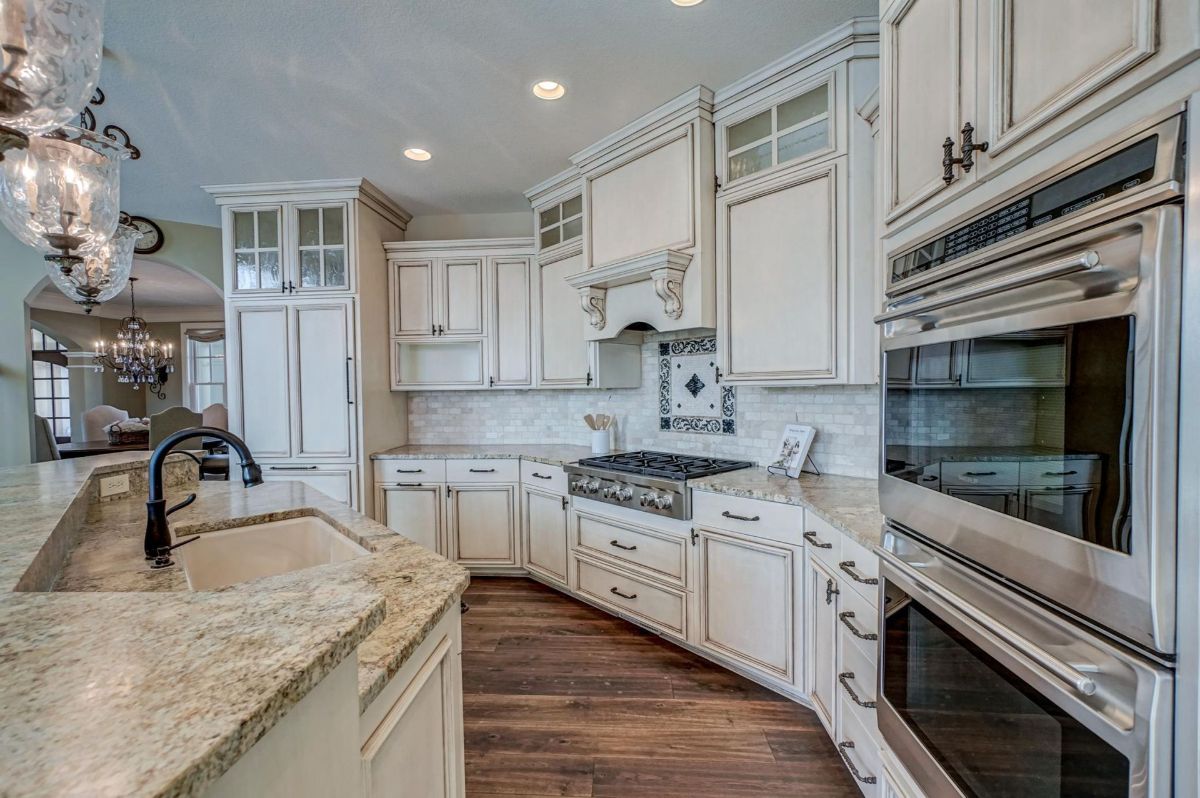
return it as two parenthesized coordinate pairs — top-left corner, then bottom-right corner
(0, 0), (105, 156)
(0, 123), (129, 267)
(48, 217), (135, 312)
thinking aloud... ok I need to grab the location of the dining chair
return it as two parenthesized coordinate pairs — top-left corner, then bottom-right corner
(82, 405), (129, 442)
(148, 406), (203, 450)
(33, 415), (61, 462)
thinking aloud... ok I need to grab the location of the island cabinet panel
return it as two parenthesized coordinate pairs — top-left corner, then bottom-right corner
(230, 302), (291, 458)
(522, 486), (569, 586)
(448, 484), (519, 567)
(378, 483), (445, 555)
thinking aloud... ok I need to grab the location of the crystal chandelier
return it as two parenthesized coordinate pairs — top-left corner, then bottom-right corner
(0, 0), (105, 155)
(47, 216), (135, 313)
(93, 276), (175, 399)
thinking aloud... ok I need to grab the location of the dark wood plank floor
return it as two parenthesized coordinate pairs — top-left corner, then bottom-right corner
(462, 577), (859, 798)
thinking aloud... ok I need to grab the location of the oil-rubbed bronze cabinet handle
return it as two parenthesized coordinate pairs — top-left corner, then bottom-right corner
(395, 468), (424, 473)
(1043, 470), (1078, 477)
(837, 741), (877, 785)
(963, 470), (998, 477)
(721, 510), (760, 522)
(609, 539), (638, 551)
(531, 472), (553, 480)
(804, 530), (832, 549)
(610, 586), (638, 600)
(838, 611), (878, 641)
(838, 672), (877, 709)
(839, 560), (879, 586)
(469, 468), (496, 473)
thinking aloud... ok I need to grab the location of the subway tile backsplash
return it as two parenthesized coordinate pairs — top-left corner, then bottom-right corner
(406, 332), (881, 478)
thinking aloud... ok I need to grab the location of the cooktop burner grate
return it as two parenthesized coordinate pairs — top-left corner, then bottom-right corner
(576, 450), (753, 480)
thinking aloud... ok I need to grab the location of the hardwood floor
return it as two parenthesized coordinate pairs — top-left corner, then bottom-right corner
(462, 577), (860, 798)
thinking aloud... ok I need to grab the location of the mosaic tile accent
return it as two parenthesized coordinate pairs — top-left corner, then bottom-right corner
(658, 336), (735, 435)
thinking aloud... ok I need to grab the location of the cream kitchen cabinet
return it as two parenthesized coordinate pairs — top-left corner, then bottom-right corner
(880, 0), (1200, 231)
(805, 553), (841, 736)
(389, 256), (483, 339)
(447, 484), (519, 569)
(210, 179), (411, 517)
(376, 483), (446, 555)
(713, 23), (879, 386)
(522, 486), (569, 587)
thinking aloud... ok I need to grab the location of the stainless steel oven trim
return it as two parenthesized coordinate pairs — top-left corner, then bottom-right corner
(877, 532), (1174, 798)
(879, 205), (1182, 655)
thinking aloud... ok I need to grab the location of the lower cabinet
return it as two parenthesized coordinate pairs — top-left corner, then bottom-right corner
(804, 553), (841, 735)
(447, 484), (519, 568)
(522, 485), (569, 585)
(695, 527), (799, 685)
(360, 607), (465, 798)
(261, 463), (357, 508)
(377, 483), (446, 555)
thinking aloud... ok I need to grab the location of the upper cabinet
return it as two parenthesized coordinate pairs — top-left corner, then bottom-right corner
(293, 203), (350, 292)
(712, 20), (880, 386)
(881, 0), (1200, 234)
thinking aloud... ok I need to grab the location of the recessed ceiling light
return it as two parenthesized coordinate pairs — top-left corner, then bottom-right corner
(403, 148), (431, 161)
(672, 0), (704, 5)
(532, 80), (566, 100)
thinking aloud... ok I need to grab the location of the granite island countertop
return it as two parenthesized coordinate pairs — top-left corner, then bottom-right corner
(371, 443), (594, 467)
(690, 468), (884, 548)
(0, 453), (469, 798)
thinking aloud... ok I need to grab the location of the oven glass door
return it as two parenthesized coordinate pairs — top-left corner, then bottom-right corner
(884, 316), (1134, 553)
(883, 594), (1129, 797)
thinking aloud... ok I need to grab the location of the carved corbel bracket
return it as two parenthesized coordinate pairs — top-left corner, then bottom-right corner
(651, 265), (686, 321)
(579, 286), (607, 330)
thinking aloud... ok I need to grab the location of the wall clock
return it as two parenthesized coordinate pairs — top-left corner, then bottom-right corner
(127, 215), (164, 255)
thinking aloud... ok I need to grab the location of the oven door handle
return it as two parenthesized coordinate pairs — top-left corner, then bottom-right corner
(876, 249), (1100, 323)
(910, 573), (1098, 697)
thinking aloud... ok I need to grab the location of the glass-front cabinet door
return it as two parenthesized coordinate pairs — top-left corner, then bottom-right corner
(230, 206), (283, 294)
(292, 203), (350, 292)
(723, 80), (833, 186)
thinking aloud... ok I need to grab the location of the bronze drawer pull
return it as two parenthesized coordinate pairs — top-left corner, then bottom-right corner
(839, 561), (879, 586)
(531, 472), (553, 479)
(1043, 470), (1078, 477)
(837, 741), (877, 785)
(469, 468), (496, 473)
(838, 611), (878, 641)
(962, 470), (998, 477)
(838, 672), (876, 709)
(394, 482), (423, 487)
(610, 586), (638, 600)
(395, 467), (424, 473)
(803, 531), (832, 549)
(721, 510), (760, 522)
(609, 540), (638, 551)
(268, 465), (318, 471)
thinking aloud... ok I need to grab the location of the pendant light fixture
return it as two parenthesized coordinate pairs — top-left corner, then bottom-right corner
(93, 276), (175, 399)
(47, 217), (136, 313)
(0, 0), (105, 156)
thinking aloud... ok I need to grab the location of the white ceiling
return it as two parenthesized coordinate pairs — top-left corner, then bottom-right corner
(29, 258), (223, 320)
(101, 0), (875, 226)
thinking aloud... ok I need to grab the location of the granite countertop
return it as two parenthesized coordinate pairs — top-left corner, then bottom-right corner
(371, 443), (594, 467)
(690, 468), (883, 548)
(0, 454), (469, 798)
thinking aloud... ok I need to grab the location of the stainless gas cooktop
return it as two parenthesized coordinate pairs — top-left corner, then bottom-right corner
(565, 451), (753, 520)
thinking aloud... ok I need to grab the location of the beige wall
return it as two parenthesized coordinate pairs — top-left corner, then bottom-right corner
(405, 211), (530, 241)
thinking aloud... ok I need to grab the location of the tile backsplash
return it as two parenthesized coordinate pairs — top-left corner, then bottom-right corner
(406, 332), (881, 478)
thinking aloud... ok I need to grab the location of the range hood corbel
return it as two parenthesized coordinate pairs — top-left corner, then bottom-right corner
(567, 248), (693, 331)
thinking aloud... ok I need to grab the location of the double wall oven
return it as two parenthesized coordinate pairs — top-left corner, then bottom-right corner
(876, 113), (1184, 797)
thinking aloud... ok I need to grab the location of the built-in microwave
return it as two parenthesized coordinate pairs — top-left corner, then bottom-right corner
(877, 115), (1184, 658)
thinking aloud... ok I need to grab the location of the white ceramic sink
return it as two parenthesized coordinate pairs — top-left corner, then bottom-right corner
(176, 515), (368, 591)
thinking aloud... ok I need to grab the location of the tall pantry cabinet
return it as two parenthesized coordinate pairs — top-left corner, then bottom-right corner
(205, 179), (412, 516)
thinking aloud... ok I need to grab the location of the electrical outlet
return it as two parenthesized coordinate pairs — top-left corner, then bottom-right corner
(99, 473), (130, 498)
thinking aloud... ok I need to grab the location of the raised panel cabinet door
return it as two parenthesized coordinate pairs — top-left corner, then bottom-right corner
(881, 0), (970, 223)
(522, 487), (568, 585)
(380, 484), (445, 554)
(361, 634), (460, 798)
(722, 164), (840, 383)
(698, 529), (796, 682)
(391, 260), (436, 337)
(537, 253), (591, 386)
(231, 303), (291, 457)
(489, 257), (532, 387)
(806, 554), (840, 735)
(440, 258), (484, 336)
(290, 300), (355, 460)
(449, 485), (517, 566)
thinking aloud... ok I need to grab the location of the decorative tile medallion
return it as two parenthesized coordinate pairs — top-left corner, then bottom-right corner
(658, 337), (736, 435)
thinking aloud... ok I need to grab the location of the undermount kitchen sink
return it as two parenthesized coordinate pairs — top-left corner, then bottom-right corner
(176, 516), (368, 590)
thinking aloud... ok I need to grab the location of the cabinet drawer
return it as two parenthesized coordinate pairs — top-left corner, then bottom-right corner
(838, 630), (879, 743)
(837, 695), (882, 797)
(261, 463), (356, 508)
(520, 461), (567, 494)
(941, 461), (1019, 487)
(446, 458), (520, 483)
(692, 491), (804, 545)
(574, 555), (686, 639)
(373, 458), (446, 485)
(574, 511), (687, 587)
(837, 578), (879, 665)
(1018, 459), (1099, 487)
(838, 531), (880, 604)
(802, 511), (842, 567)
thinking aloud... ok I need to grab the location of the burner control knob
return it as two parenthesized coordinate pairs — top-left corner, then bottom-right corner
(653, 495), (674, 510)
(639, 492), (656, 507)
(601, 486), (614, 499)
(585, 480), (600, 494)
(615, 487), (634, 502)
(570, 480), (582, 492)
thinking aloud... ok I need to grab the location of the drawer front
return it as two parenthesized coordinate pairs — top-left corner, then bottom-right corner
(838, 630), (879, 742)
(838, 531), (880, 604)
(837, 578), (879, 665)
(446, 458), (520, 483)
(520, 460), (567, 494)
(574, 511), (687, 587)
(941, 461), (1019, 487)
(837, 694), (882, 797)
(803, 511), (842, 567)
(692, 491), (804, 545)
(373, 458), (446, 485)
(261, 463), (356, 508)
(1018, 459), (1099, 487)
(574, 555), (686, 638)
